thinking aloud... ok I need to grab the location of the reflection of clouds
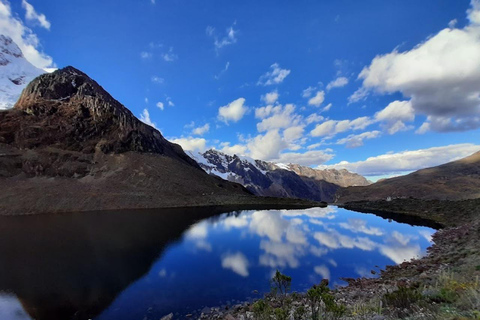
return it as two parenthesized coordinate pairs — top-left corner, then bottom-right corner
(339, 218), (384, 236)
(249, 211), (289, 242)
(187, 222), (208, 239)
(309, 219), (324, 226)
(281, 207), (337, 219)
(259, 240), (304, 268)
(221, 252), (249, 277)
(419, 229), (434, 243)
(286, 226), (307, 245)
(0, 294), (32, 320)
(313, 230), (376, 251)
(223, 215), (249, 230)
(195, 239), (212, 252)
(158, 268), (167, 277)
(379, 231), (421, 264)
(314, 265), (331, 280)
(328, 258), (337, 267)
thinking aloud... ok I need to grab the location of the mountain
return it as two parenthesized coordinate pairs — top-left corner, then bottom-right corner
(189, 149), (370, 202)
(336, 151), (480, 203)
(0, 35), (44, 109)
(0, 66), (314, 215)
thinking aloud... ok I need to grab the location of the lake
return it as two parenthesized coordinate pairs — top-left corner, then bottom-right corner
(0, 206), (435, 320)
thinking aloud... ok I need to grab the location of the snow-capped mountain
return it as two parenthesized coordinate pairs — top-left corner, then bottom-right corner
(188, 149), (370, 202)
(0, 35), (45, 110)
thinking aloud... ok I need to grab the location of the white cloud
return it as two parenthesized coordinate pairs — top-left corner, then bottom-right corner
(283, 126), (304, 143)
(218, 98), (248, 123)
(308, 91), (325, 107)
(139, 109), (157, 129)
(319, 143), (480, 176)
(214, 61), (230, 79)
(170, 137), (207, 153)
(274, 150), (334, 166)
(322, 103), (332, 113)
(0, 0), (54, 70)
(352, 0), (480, 132)
(21, 0), (50, 30)
(192, 123), (210, 136)
(151, 76), (164, 84)
(162, 47), (178, 62)
(156, 102), (164, 110)
(256, 104), (301, 132)
(326, 77), (348, 90)
(219, 143), (247, 156)
(257, 63), (291, 86)
(221, 252), (249, 277)
(314, 265), (331, 280)
(261, 90), (279, 104)
(302, 86), (316, 98)
(306, 113), (324, 124)
(207, 23), (238, 51)
(311, 117), (373, 137)
(336, 130), (381, 148)
(247, 130), (288, 161)
(140, 51), (152, 59)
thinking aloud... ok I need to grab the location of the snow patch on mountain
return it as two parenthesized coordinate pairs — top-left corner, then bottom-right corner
(0, 35), (44, 110)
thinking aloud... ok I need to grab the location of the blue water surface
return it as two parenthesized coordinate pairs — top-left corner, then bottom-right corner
(96, 206), (435, 319)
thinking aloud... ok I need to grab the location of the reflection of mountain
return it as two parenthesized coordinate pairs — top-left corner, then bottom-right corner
(0, 207), (231, 320)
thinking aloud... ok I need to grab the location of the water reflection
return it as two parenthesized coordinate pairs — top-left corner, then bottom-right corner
(0, 206), (435, 320)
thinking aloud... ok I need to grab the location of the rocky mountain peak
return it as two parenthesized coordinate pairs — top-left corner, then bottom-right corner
(0, 35), (23, 63)
(1, 65), (199, 168)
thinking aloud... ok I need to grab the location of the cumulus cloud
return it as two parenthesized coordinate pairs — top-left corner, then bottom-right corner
(261, 90), (279, 104)
(351, 0), (480, 132)
(221, 252), (249, 277)
(156, 102), (164, 110)
(170, 137), (208, 153)
(336, 130), (381, 148)
(302, 86), (316, 98)
(247, 130), (288, 160)
(139, 109), (157, 129)
(326, 77), (348, 90)
(256, 104), (301, 132)
(162, 47), (178, 62)
(192, 123), (210, 136)
(319, 143), (480, 176)
(339, 218), (384, 236)
(311, 117), (373, 137)
(219, 142), (248, 156)
(21, 0), (50, 30)
(308, 91), (325, 107)
(314, 265), (331, 280)
(257, 63), (291, 86)
(0, 0), (54, 70)
(218, 98), (248, 124)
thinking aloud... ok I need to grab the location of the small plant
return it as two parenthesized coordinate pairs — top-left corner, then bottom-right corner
(293, 305), (306, 320)
(253, 299), (272, 320)
(274, 307), (288, 320)
(383, 286), (422, 309)
(271, 270), (292, 297)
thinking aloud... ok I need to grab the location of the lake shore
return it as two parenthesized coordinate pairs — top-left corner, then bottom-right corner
(200, 199), (480, 320)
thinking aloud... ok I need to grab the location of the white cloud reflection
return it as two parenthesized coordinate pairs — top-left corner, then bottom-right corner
(221, 252), (250, 277)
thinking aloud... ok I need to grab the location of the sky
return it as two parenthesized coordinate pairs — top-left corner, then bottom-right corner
(1, 0), (480, 180)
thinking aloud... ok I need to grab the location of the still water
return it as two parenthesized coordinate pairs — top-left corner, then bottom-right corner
(0, 206), (435, 320)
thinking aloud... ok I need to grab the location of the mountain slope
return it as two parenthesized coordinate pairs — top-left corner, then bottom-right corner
(0, 35), (44, 109)
(190, 149), (370, 202)
(0, 66), (280, 214)
(336, 151), (480, 202)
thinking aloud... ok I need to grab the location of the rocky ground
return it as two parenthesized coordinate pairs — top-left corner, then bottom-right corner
(192, 199), (480, 320)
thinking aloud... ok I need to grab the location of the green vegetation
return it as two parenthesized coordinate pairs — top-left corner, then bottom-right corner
(246, 268), (480, 320)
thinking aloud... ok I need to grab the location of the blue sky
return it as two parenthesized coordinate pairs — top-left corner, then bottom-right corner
(1, 0), (480, 179)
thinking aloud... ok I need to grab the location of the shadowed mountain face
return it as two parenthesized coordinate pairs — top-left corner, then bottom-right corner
(0, 66), (258, 214)
(336, 151), (480, 203)
(0, 207), (230, 320)
(189, 149), (370, 203)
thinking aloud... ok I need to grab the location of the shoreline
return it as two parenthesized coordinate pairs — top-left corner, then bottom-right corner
(199, 199), (480, 319)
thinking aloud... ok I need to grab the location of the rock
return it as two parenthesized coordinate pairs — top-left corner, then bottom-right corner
(225, 314), (236, 320)
(160, 313), (173, 320)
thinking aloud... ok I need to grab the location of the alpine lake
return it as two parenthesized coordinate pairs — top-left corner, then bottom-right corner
(0, 206), (436, 320)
